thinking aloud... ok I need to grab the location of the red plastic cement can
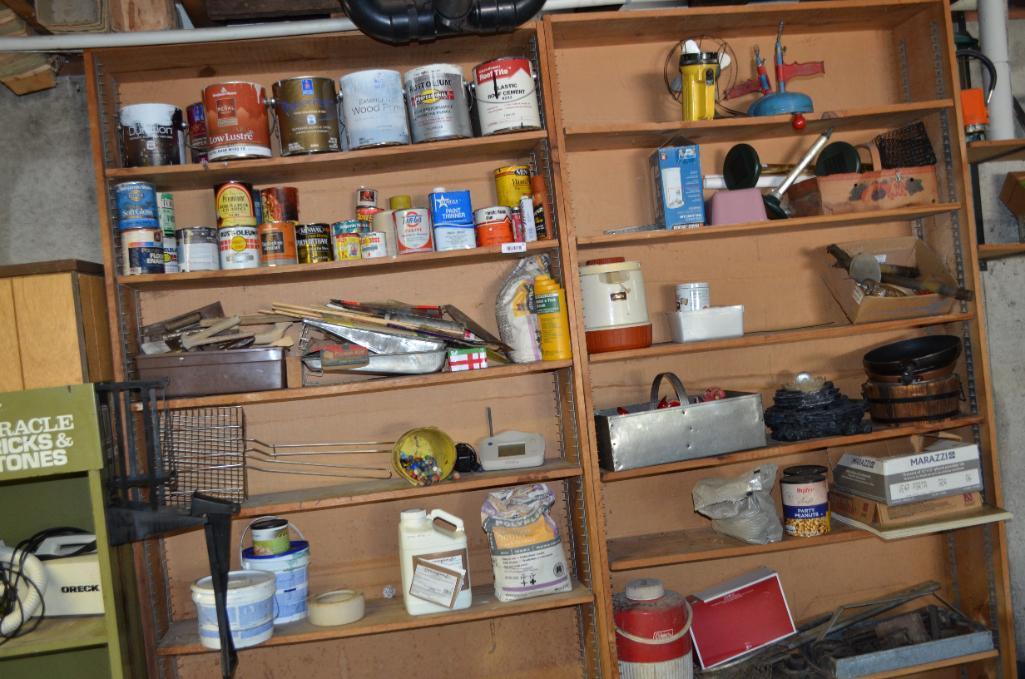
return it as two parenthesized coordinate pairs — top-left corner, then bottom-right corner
(613, 579), (693, 679)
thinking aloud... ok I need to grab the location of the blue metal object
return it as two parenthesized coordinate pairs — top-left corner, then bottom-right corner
(748, 90), (814, 116)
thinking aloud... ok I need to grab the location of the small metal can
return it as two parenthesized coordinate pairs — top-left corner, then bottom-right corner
(218, 225), (260, 270)
(356, 206), (382, 232)
(157, 192), (179, 273)
(177, 226), (219, 272)
(360, 231), (388, 259)
(295, 223), (332, 264)
(675, 282), (710, 312)
(332, 221), (362, 260)
(258, 221), (298, 266)
(781, 465), (830, 538)
(356, 187), (378, 208)
(115, 181), (158, 230)
(394, 208), (434, 254)
(494, 164), (531, 208)
(215, 181), (257, 227)
(474, 206), (515, 246)
(186, 102), (208, 163)
(122, 228), (164, 276)
(260, 186), (299, 223)
(162, 235), (178, 273)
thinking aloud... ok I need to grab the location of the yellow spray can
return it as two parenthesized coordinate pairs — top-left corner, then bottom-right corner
(534, 274), (572, 361)
(679, 51), (720, 122)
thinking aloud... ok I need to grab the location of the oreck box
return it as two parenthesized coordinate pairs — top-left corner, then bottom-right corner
(650, 142), (704, 229)
(832, 441), (983, 506)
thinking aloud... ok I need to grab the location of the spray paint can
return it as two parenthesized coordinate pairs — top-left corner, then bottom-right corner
(122, 228), (164, 276)
(339, 69), (410, 149)
(403, 64), (473, 143)
(219, 225), (260, 270)
(259, 222), (299, 266)
(158, 192), (179, 273)
(115, 181), (159, 230)
(531, 175), (552, 240)
(394, 209), (434, 254)
(260, 187), (299, 223)
(186, 102), (208, 163)
(271, 76), (341, 155)
(215, 181), (257, 227)
(295, 223), (332, 264)
(494, 165), (531, 208)
(177, 227), (220, 272)
(519, 195), (537, 242)
(472, 57), (542, 136)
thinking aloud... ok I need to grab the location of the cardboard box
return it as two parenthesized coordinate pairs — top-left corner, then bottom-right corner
(650, 142), (704, 229)
(688, 566), (796, 669)
(822, 236), (957, 324)
(831, 440), (983, 506)
(999, 172), (1025, 219)
(788, 165), (938, 216)
(830, 490), (983, 529)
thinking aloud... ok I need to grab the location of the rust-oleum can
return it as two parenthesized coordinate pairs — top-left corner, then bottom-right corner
(295, 223), (332, 264)
(219, 225), (260, 270)
(403, 64), (473, 143)
(215, 181), (257, 227)
(271, 76), (340, 156)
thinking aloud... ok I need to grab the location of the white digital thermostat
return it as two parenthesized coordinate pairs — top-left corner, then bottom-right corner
(477, 408), (545, 471)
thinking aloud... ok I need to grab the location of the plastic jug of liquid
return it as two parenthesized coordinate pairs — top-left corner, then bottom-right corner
(398, 508), (472, 616)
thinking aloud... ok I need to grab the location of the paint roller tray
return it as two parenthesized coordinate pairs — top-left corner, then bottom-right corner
(136, 348), (286, 397)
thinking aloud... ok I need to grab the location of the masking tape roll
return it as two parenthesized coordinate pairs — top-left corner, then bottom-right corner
(308, 589), (365, 627)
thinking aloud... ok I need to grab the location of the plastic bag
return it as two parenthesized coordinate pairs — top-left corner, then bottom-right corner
(692, 464), (783, 544)
(496, 255), (548, 363)
(481, 483), (572, 601)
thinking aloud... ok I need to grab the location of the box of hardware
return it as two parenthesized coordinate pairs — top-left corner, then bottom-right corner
(650, 141), (705, 229)
(830, 490), (983, 529)
(136, 347), (286, 397)
(831, 440), (983, 506)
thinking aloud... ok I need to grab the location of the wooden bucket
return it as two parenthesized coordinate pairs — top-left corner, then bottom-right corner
(862, 374), (962, 424)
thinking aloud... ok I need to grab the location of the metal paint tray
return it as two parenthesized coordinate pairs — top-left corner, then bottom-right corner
(595, 372), (767, 472)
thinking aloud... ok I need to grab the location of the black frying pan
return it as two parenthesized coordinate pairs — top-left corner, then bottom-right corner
(863, 335), (962, 380)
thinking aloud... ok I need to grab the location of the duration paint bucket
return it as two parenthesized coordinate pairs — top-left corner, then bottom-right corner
(242, 541), (311, 625)
(219, 225), (260, 270)
(295, 223), (332, 264)
(614, 579), (693, 679)
(339, 69), (410, 149)
(202, 81), (272, 161)
(186, 102), (208, 163)
(472, 57), (542, 136)
(191, 570), (276, 650)
(115, 181), (158, 230)
(403, 63), (473, 143)
(119, 103), (185, 167)
(158, 193), (179, 273)
(215, 181), (257, 227)
(271, 76), (340, 156)
(177, 227), (219, 272)
(259, 221), (298, 266)
(122, 228), (164, 276)
(260, 187), (299, 223)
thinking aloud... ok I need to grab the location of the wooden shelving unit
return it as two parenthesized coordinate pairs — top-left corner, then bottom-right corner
(967, 139), (1025, 164)
(978, 243), (1025, 261)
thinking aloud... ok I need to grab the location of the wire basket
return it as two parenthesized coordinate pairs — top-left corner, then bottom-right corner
(161, 406), (247, 510)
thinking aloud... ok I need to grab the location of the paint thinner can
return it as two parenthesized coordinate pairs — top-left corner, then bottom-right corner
(271, 76), (340, 156)
(295, 223), (332, 264)
(494, 164), (531, 208)
(781, 465), (830, 538)
(403, 63), (473, 143)
(259, 221), (298, 266)
(119, 103), (186, 167)
(219, 225), (260, 270)
(260, 186), (299, 223)
(115, 181), (159, 230)
(158, 192), (179, 273)
(472, 57), (542, 136)
(202, 81), (272, 160)
(474, 206), (515, 246)
(122, 228), (164, 276)
(339, 69), (410, 149)
(394, 208), (434, 254)
(186, 102), (208, 163)
(428, 188), (475, 251)
(361, 232), (388, 259)
(215, 181), (257, 227)
(177, 227), (220, 272)
(331, 221), (362, 260)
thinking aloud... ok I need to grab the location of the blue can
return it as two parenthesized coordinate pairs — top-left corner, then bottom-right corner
(115, 181), (159, 230)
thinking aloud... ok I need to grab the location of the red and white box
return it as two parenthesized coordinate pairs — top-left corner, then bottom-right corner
(687, 566), (796, 669)
(448, 348), (488, 372)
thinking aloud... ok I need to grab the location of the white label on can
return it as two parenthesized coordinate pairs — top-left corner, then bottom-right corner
(434, 226), (476, 251)
(340, 70), (410, 149)
(395, 209), (434, 253)
(474, 57), (542, 136)
(360, 232), (388, 259)
(178, 242), (219, 272)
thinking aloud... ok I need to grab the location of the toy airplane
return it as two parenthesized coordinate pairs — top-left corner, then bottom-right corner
(725, 21), (825, 116)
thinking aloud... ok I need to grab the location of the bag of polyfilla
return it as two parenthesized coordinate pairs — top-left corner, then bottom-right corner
(495, 255), (548, 363)
(481, 483), (572, 602)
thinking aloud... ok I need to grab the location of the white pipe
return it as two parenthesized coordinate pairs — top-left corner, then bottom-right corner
(978, 0), (1015, 139)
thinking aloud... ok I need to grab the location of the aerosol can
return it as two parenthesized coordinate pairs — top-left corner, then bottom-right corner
(679, 52), (720, 121)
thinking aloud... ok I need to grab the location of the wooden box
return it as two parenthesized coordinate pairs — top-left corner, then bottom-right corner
(788, 166), (938, 216)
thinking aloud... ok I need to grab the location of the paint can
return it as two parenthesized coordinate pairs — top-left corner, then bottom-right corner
(474, 206), (515, 246)
(177, 227), (220, 272)
(202, 81), (272, 160)
(115, 181), (158, 230)
(119, 103), (186, 167)
(394, 208), (434, 254)
(331, 221), (362, 260)
(357, 206), (381, 232)
(158, 192), (179, 273)
(360, 232), (388, 259)
(494, 164), (531, 208)
(186, 102), (208, 163)
(215, 181), (257, 227)
(121, 228), (164, 276)
(219, 225), (260, 269)
(428, 187), (475, 251)
(356, 187), (378, 208)
(271, 76), (341, 156)
(781, 465), (830, 538)
(259, 221), (298, 266)
(295, 223), (333, 264)
(675, 282), (710, 312)
(241, 542), (311, 625)
(338, 69), (410, 149)
(248, 517), (291, 556)
(472, 57), (542, 136)
(403, 63), (473, 143)
(191, 570), (276, 650)
(260, 186), (299, 223)
(372, 210), (398, 257)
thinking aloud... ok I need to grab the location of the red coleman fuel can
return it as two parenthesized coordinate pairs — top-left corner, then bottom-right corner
(613, 579), (693, 678)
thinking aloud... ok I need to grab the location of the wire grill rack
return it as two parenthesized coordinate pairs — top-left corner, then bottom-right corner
(161, 406), (247, 509)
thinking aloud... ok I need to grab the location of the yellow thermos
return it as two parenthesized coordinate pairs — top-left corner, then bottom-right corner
(680, 51), (719, 122)
(534, 274), (572, 361)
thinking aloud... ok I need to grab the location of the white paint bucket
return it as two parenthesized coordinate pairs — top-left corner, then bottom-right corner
(241, 541), (311, 625)
(339, 69), (410, 149)
(472, 57), (542, 136)
(403, 63), (473, 143)
(190, 570), (275, 650)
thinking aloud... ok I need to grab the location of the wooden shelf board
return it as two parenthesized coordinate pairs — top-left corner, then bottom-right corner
(157, 581), (593, 656)
(105, 130), (546, 191)
(967, 139), (1025, 164)
(576, 204), (959, 248)
(590, 312), (974, 364)
(564, 100), (952, 151)
(833, 505), (1011, 541)
(608, 522), (869, 571)
(600, 414), (985, 482)
(118, 240), (558, 290)
(859, 649), (999, 678)
(978, 243), (1025, 261)
(240, 459), (582, 517)
(0, 615), (108, 659)
(159, 360), (572, 409)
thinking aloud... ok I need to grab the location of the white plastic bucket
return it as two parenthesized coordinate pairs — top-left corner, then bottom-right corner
(240, 517), (310, 625)
(190, 570), (275, 650)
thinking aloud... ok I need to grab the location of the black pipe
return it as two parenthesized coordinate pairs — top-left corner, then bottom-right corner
(341, 0), (546, 44)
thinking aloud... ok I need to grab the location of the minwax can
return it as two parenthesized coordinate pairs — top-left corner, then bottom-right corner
(494, 164), (531, 208)
(295, 223), (332, 264)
